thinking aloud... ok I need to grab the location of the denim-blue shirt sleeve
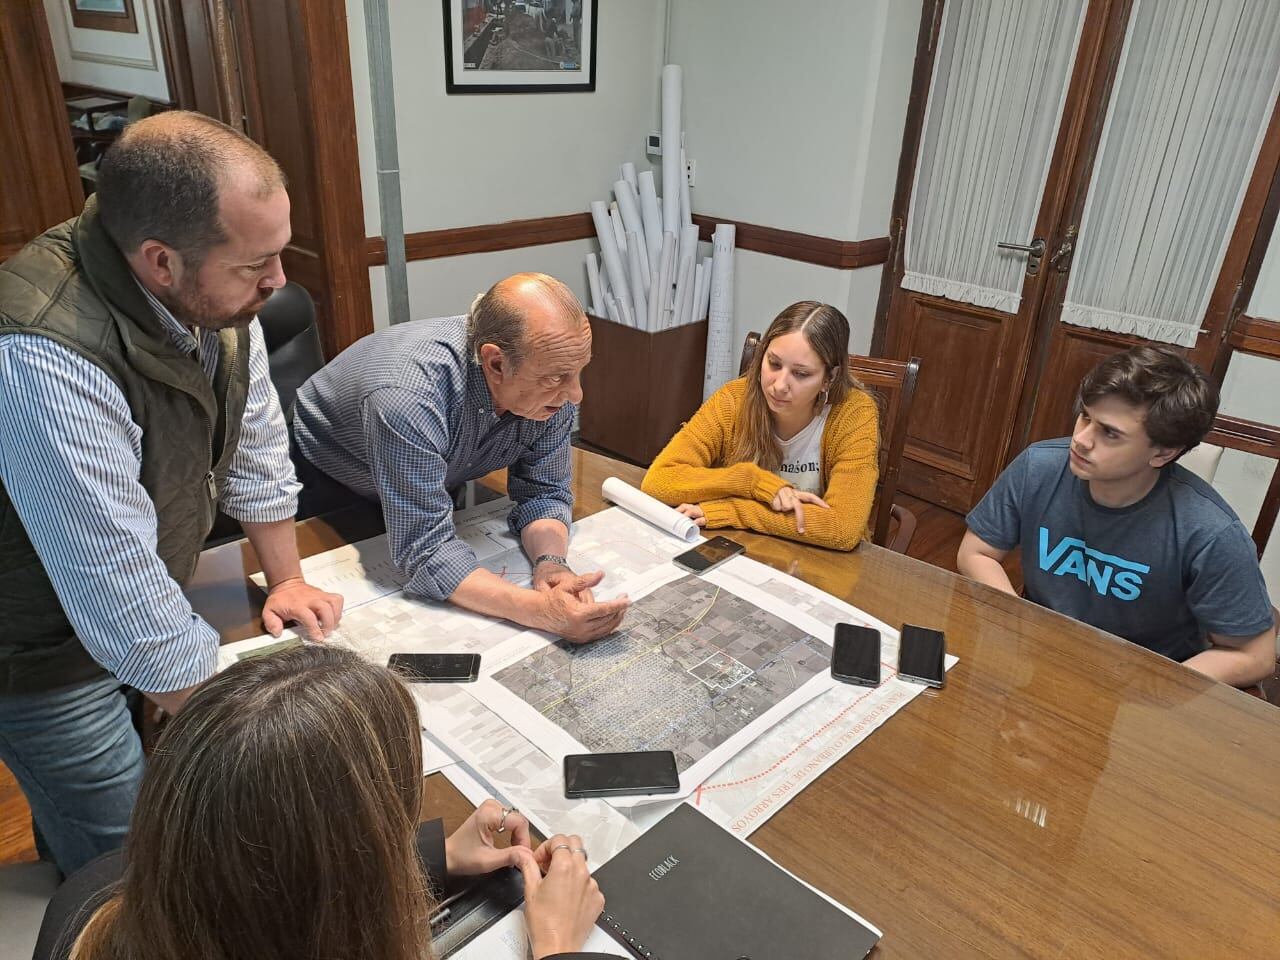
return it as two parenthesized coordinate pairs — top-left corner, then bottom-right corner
(506, 403), (575, 539)
(362, 386), (478, 601)
(0, 335), (218, 693)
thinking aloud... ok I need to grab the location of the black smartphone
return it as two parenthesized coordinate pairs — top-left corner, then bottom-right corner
(898, 625), (946, 688)
(831, 623), (881, 687)
(387, 652), (481, 683)
(563, 750), (680, 799)
(673, 535), (746, 574)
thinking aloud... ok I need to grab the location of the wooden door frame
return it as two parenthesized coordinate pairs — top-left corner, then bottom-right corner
(154, 0), (373, 357)
(0, 0), (83, 260)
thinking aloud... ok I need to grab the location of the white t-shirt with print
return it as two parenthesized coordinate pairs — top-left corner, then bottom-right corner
(773, 404), (830, 494)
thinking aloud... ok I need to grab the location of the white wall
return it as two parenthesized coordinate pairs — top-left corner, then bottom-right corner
(667, 0), (919, 355)
(347, 0), (918, 354)
(42, 0), (170, 101)
(346, 0), (665, 324)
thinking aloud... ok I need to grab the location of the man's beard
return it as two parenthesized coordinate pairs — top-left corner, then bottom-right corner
(161, 276), (271, 331)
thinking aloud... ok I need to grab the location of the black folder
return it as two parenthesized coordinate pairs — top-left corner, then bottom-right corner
(591, 804), (880, 960)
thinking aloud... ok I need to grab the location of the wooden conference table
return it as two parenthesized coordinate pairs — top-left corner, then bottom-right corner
(189, 449), (1280, 958)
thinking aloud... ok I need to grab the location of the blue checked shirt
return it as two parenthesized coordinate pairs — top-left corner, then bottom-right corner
(293, 316), (575, 601)
(0, 284), (299, 693)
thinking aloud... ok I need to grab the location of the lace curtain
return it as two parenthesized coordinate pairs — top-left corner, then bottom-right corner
(1061, 0), (1280, 346)
(903, 0), (1086, 312)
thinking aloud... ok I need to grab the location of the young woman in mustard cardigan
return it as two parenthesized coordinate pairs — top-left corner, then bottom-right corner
(642, 301), (879, 551)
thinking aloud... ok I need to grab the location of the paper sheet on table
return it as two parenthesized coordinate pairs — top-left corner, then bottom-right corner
(601, 476), (699, 542)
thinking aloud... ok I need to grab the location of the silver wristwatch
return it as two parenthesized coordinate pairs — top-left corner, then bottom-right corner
(533, 553), (569, 569)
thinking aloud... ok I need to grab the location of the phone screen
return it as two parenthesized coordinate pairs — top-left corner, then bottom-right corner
(387, 653), (481, 683)
(673, 536), (745, 574)
(563, 750), (680, 798)
(831, 623), (881, 686)
(898, 625), (946, 687)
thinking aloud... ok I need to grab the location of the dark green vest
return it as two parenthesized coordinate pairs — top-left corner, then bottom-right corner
(0, 197), (251, 693)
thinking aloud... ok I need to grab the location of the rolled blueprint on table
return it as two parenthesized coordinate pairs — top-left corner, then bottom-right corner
(704, 223), (736, 399)
(590, 200), (630, 314)
(601, 477), (700, 543)
(613, 179), (650, 290)
(585, 253), (603, 317)
(661, 65), (682, 238)
(626, 232), (648, 331)
(637, 170), (663, 274)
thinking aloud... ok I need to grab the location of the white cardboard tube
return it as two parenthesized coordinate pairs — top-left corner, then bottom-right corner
(626, 232), (648, 330)
(609, 205), (627, 255)
(656, 231), (676, 328)
(585, 253), (603, 316)
(613, 179), (650, 290)
(661, 65), (682, 238)
(590, 200), (630, 311)
(679, 144), (692, 228)
(637, 170), (663, 274)
(620, 161), (638, 192)
(602, 477), (700, 543)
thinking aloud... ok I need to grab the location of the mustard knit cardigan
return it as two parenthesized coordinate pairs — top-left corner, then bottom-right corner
(641, 377), (879, 551)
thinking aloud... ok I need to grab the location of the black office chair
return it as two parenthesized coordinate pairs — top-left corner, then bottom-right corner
(257, 281), (325, 424)
(204, 282), (326, 546)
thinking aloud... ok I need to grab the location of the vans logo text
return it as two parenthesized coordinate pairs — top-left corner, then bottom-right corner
(1037, 527), (1149, 601)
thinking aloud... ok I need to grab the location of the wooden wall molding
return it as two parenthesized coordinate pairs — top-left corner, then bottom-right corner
(1229, 314), (1280, 361)
(365, 213), (891, 271)
(365, 212), (594, 266)
(692, 214), (890, 269)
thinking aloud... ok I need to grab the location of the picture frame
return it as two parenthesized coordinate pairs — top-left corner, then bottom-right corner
(67, 0), (138, 34)
(442, 0), (598, 94)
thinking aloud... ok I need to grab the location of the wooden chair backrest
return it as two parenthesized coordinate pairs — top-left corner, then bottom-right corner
(1201, 414), (1280, 557)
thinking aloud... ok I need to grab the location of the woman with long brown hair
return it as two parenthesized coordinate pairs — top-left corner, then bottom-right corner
(36, 645), (618, 960)
(642, 301), (878, 550)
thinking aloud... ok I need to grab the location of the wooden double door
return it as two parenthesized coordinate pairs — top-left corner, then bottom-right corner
(878, 0), (1280, 513)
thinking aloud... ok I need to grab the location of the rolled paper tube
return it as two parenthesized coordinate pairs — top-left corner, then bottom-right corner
(609, 205), (627, 255)
(661, 64), (682, 239)
(670, 253), (694, 331)
(626, 232), (648, 330)
(620, 161), (638, 192)
(602, 477), (700, 543)
(590, 200), (630, 309)
(679, 144), (692, 229)
(704, 223), (737, 399)
(613, 179), (650, 289)
(690, 262), (705, 329)
(637, 170), (663, 274)
(585, 253), (603, 316)
(656, 231), (676, 329)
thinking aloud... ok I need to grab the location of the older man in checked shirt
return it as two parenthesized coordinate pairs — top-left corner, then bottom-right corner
(294, 273), (631, 643)
(0, 113), (342, 874)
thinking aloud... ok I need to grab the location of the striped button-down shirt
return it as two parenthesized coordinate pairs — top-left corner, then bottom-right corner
(293, 316), (574, 601)
(0, 283), (299, 693)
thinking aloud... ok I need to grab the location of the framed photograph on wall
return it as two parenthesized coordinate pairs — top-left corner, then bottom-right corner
(67, 0), (138, 34)
(443, 0), (597, 94)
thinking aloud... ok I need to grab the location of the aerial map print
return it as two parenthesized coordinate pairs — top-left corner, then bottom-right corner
(490, 574), (830, 772)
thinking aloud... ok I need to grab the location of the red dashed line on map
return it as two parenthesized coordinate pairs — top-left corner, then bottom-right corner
(694, 671), (900, 800)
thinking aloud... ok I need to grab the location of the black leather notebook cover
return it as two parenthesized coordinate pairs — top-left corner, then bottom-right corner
(591, 804), (880, 960)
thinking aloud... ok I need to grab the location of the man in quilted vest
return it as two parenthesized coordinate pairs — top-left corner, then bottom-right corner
(0, 112), (343, 874)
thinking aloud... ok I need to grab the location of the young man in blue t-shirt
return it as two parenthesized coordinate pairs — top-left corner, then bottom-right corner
(959, 345), (1276, 687)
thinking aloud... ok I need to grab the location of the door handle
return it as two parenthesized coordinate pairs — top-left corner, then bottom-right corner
(996, 237), (1046, 275)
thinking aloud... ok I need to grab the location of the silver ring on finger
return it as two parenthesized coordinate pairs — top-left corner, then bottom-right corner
(496, 806), (516, 834)
(551, 843), (573, 854)
(572, 846), (589, 859)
